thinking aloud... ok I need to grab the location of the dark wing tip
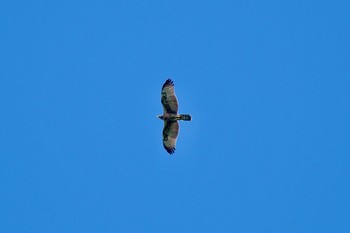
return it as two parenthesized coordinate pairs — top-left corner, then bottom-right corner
(164, 146), (175, 155)
(162, 79), (174, 89)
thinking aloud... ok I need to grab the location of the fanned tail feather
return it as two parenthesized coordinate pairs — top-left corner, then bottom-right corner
(180, 114), (192, 121)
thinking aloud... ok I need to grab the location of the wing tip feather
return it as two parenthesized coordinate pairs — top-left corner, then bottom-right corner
(162, 79), (174, 89)
(164, 146), (175, 155)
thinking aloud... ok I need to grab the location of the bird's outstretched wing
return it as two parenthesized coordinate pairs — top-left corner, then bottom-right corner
(162, 120), (179, 154)
(161, 79), (178, 114)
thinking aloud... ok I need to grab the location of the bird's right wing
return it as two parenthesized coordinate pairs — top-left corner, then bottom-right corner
(161, 79), (178, 114)
(162, 120), (179, 154)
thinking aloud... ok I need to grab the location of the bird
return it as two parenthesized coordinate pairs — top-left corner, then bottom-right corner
(157, 79), (192, 154)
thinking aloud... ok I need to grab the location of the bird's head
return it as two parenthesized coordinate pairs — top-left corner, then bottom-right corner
(156, 115), (164, 120)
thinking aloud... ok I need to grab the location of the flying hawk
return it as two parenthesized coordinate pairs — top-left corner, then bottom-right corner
(157, 79), (192, 154)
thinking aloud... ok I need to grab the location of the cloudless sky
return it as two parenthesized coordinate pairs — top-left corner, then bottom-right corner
(1, 0), (350, 232)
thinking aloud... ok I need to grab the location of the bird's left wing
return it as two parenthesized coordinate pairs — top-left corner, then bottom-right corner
(162, 120), (179, 154)
(161, 79), (178, 114)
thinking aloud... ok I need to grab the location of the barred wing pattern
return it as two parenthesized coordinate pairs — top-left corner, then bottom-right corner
(162, 120), (179, 154)
(161, 79), (178, 114)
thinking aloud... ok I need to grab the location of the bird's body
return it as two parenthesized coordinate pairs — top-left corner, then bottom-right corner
(157, 113), (192, 121)
(157, 79), (191, 154)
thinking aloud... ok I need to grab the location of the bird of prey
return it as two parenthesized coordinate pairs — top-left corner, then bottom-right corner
(157, 79), (192, 154)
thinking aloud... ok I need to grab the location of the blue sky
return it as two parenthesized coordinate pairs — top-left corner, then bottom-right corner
(1, 0), (349, 232)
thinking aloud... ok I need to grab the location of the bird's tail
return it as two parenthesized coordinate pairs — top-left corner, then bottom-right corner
(180, 114), (192, 121)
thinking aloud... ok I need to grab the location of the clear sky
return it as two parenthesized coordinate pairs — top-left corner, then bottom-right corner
(1, 1), (349, 232)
